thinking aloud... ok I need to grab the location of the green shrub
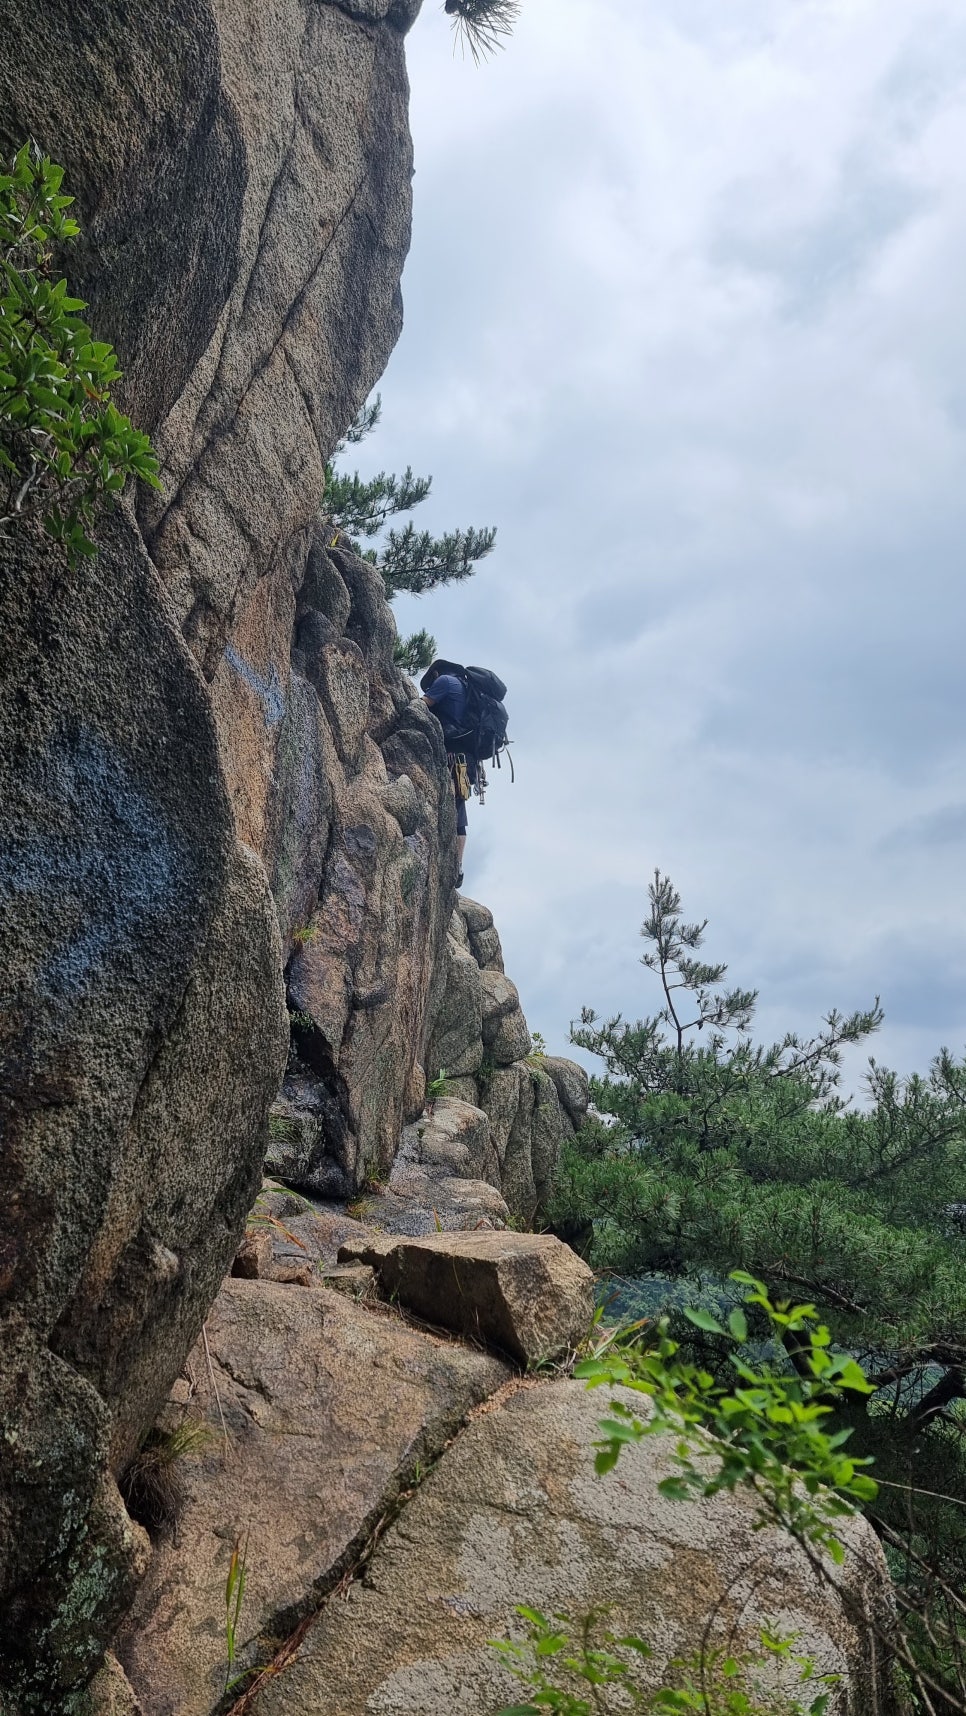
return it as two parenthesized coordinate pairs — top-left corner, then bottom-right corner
(495, 1608), (836, 1716)
(0, 142), (159, 563)
(577, 1273), (877, 1562)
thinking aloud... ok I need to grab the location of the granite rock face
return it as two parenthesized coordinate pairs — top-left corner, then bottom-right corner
(0, 0), (423, 674)
(0, 519), (287, 1708)
(255, 1380), (895, 1716)
(0, 0), (425, 1705)
(116, 1279), (508, 1716)
(427, 901), (591, 1219)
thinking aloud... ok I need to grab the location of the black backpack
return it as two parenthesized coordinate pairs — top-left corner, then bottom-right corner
(420, 660), (511, 771)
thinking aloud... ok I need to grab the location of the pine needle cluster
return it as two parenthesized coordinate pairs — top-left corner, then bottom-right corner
(443, 0), (521, 64)
(319, 395), (497, 669)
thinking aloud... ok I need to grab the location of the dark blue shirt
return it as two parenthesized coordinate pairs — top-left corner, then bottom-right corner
(426, 673), (467, 736)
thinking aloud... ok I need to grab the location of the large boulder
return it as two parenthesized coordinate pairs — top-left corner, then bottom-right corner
(253, 1380), (895, 1716)
(116, 1278), (508, 1716)
(375, 1232), (596, 1365)
(0, 518), (288, 1707)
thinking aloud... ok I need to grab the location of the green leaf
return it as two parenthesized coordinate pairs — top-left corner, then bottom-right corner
(727, 1308), (748, 1343)
(682, 1308), (727, 1336)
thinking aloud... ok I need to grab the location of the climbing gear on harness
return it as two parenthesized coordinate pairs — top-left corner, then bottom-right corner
(452, 754), (472, 801)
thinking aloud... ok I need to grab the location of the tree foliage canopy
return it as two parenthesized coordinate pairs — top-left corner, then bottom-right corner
(553, 871), (966, 1699)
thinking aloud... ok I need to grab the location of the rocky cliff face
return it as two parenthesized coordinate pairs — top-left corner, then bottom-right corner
(1, 2), (586, 1708)
(0, 0), (431, 1707)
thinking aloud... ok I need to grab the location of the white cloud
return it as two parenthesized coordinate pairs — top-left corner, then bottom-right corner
(356, 0), (966, 1085)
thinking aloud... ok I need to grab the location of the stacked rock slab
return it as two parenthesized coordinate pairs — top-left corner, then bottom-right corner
(346, 1230), (597, 1364)
(427, 899), (591, 1219)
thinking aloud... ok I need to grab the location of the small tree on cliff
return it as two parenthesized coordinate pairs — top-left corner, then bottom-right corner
(321, 394), (496, 673)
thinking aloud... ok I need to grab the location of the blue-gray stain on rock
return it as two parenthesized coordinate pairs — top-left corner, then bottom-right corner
(225, 645), (285, 727)
(0, 732), (187, 1003)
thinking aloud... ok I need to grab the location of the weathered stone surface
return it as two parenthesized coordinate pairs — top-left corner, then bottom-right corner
(484, 1064), (536, 1215)
(380, 772), (422, 837)
(428, 939), (485, 1080)
(232, 1227), (275, 1279)
(448, 905), (471, 951)
(445, 1074), (481, 1106)
(541, 1055), (591, 1126)
(376, 1232), (595, 1365)
(480, 967), (520, 1030)
(528, 1067), (573, 1207)
(87, 1653), (144, 1716)
(412, 1099), (491, 1179)
(318, 1262), (376, 1299)
(266, 1073), (350, 1198)
(480, 968), (532, 1062)
(338, 1233), (400, 1269)
(356, 1177), (511, 1239)
(0, 3), (245, 437)
(117, 1280), (508, 1716)
(0, 518), (287, 1708)
(348, 1105), (510, 1238)
(256, 1380), (894, 1716)
(471, 925), (504, 970)
(142, 9), (418, 673)
(490, 1004), (533, 1066)
(253, 1188), (374, 1270)
(275, 694), (456, 1194)
(457, 896), (493, 935)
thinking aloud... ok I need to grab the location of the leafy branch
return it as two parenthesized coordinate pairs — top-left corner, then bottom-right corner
(577, 1274), (877, 1563)
(0, 142), (159, 564)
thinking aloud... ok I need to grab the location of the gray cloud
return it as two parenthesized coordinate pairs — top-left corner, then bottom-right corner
(351, 0), (966, 1087)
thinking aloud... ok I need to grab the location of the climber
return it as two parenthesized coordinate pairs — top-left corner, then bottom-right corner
(421, 662), (477, 889)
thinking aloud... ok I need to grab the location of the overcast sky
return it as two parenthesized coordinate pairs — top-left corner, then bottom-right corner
(352, 0), (966, 1093)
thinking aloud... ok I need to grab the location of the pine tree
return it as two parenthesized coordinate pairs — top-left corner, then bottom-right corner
(554, 869), (966, 1671)
(320, 396), (497, 654)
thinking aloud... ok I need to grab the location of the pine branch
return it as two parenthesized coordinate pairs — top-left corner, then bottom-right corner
(443, 0), (521, 64)
(393, 627), (437, 675)
(342, 393), (381, 445)
(322, 466), (432, 538)
(379, 521), (496, 597)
